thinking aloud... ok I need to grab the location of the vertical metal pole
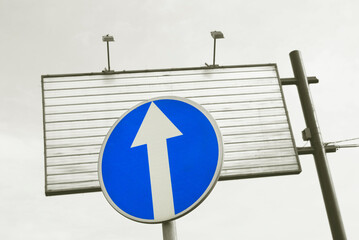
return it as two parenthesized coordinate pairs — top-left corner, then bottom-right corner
(213, 38), (217, 66)
(107, 41), (111, 71)
(162, 221), (177, 240)
(290, 50), (346, 240)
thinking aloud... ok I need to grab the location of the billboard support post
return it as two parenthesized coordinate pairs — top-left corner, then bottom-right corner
(106, 41), (111, 71)
(289, 50), (346, 239)
(162, 221), (177, 240)
(213, 38), (217, 66)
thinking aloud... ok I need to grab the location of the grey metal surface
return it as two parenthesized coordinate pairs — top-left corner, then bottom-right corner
(42, 64), (300, 196)
(162, 221), (177, 240)
(290, 51), (346, 239)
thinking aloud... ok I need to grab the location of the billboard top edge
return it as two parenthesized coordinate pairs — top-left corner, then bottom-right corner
(41, 63), (277, 79)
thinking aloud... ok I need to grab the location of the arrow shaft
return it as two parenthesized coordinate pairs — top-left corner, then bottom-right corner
(147, 140), (175, 220)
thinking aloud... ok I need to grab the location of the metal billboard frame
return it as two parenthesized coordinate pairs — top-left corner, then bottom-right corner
(41, 63), (301, 196)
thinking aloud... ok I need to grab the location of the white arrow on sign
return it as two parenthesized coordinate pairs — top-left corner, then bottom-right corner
(131, 102), (182, 220)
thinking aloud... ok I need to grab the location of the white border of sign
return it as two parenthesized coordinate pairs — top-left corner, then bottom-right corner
(98, 96), (224, 223)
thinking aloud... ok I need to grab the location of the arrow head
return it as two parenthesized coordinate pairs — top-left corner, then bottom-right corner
(131, 102), (182, 148)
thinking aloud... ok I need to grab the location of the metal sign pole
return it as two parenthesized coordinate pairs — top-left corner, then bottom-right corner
(289, 50), (347, 239)
(162, 221), (177, 240)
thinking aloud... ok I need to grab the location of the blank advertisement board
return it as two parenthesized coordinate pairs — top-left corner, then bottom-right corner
(41, 64), (300, 196)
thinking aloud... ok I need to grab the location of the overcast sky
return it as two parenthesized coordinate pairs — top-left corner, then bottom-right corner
(1, 0), (358, 239)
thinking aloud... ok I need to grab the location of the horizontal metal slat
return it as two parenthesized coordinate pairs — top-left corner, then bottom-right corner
(46, 181), (100, 193)
(220, 122), (290, 136)
(46, 127), (110, 140)
(219, 162), (299, 179)
(225, 147), (296, 161)
(44, 85), (280, 107)
(224, 139), (294, 153)
(45, 111), (125, 123)
(44, 98), (284, 116)
(222, 131), (292, 145)
(222, 155), (298, 170)
(212, 114), (288, 128)
(45, 103), (284, 123)
(43, 67), (276, 84)
(44, 77), (278, 98)
(190, 93), (283, 108)
(47, 145), (102, 157)
(47, 154), (99, 166)
(47, 171), (98, 185)
(212, 107), (285, 121)
(45, 91), (283, 108)
(204, 100), (284, 113)
(47, 162), (98, 175)
(45, 119), (117, 131)
(46, 136), (106, 149)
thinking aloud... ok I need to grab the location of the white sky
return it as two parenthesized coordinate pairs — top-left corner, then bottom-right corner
(1, 0), (358, 239)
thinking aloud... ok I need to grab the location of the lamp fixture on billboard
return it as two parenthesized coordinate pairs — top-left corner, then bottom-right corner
(210, 31), (224, 67)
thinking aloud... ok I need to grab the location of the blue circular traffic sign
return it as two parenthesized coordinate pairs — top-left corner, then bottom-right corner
(99, 96), (223, 223)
